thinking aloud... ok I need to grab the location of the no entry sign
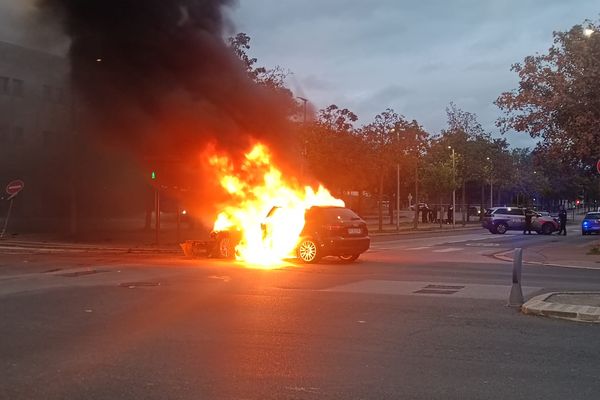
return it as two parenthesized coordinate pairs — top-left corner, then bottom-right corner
(5, 180), (24, 197)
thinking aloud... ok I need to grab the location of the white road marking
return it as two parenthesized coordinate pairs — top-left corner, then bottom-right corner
(432, 247), (462, 253)
(466, 243), (501, 247)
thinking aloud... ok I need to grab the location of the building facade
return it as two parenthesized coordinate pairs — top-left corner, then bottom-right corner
(0, 41), (75, 230)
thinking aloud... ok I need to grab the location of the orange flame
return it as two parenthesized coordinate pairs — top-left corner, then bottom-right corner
(209, 143), (344, 266)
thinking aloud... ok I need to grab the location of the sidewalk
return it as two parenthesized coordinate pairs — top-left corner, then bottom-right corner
(366, 220), (482, 237)
(0, 227), (195, 253)
(493, 238), (600, 270)
(522, 292), (600, 323)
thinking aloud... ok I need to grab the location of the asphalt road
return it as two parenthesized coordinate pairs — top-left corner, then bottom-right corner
(1, 228), (600, 399)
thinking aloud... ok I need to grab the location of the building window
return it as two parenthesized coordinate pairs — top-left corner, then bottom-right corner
(0, 76), (8, 94)
(13, 126), (24, 144)
(12, 79), (24, 97)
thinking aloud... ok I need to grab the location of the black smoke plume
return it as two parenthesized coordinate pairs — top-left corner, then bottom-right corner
(37, 0), (296, 160)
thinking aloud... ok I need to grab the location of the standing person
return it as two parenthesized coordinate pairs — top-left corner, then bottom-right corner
(524, 209), (533, 235)
(558, 206), (568, 235)
(447, 206), (453, 224)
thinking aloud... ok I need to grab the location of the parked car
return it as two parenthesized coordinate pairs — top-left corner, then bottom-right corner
(210, 205), (370, 263)
(482, 207), (559, 234)
(581, 212), (600, 235)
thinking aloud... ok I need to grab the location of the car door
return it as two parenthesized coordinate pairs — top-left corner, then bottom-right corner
(507, 208), (525, 230)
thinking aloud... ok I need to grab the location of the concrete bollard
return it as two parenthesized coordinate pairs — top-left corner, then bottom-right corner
(508, 248), (524, 308)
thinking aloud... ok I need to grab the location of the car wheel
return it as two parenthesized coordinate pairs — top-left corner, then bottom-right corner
(541, 223), (554, 235)
(582, 230), (588, 236)
(488, 228), (497, 234)
(338, 254), (360, 262)
(217, 237), (234, 258)
(495, 223), (508, 234)
(296, 239), (321, 264)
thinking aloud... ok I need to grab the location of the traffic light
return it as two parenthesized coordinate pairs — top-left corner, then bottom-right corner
(151, 171), (156, 180)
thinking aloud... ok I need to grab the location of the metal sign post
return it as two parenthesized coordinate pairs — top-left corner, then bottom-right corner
(1, 180), (25, 239)
(0, 197), (14, 239)
(155, 188), (160, 247)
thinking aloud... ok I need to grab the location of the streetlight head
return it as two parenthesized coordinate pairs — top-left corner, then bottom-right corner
(447, 145), (452, 149)
(584, 28), (595, 37)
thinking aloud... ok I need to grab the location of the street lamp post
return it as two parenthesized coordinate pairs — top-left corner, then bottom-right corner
(449, 146), (455, 229)
(297, 97), (308, 178)
(486, 157), (493, 208)
(297, 97), (308, 124)
(392, 128), (400, 231)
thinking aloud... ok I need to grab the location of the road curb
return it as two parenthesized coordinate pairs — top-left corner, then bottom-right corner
(522, 292), (600, 323)
(491, 250), (600, 270)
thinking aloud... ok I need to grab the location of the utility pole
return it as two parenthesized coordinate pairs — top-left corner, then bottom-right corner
(391, 128), (400, 231)
(414, 154), (419, 229)
(449, 146), (456, 229)
(297, 97), (308, 178)
(487, 157), (493, 208)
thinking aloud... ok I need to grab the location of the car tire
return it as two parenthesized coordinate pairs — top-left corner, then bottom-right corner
(582, 230), (588, 236)
(488, 228), (497, 234)
(217, 237), (235, 259)
(495, 223), (508, 234)
(338, 254), (360, 262)
(297, 239), (321, 264)
(541, 223), (554, 235)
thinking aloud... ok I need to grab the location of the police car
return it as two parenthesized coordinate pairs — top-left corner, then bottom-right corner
(482, 207), (559, 234)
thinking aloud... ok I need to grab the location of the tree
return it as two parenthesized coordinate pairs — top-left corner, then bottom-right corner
(420, 139), (457, 225)
(496, 20), (600, 165)
(437, 103), (505, 221)
(228, 32), (290, 90)
(302, 105), (370, 203)
(360, 109), (427, 231)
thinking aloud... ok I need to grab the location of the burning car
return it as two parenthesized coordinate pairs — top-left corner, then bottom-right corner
(209, 205), (370, 263)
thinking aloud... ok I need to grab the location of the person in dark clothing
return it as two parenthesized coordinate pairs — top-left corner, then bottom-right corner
(421, 206), (428, 223)
(524, 209), (533, 235)
(447, 206), (453, 224)
(558, 206), (568, 235)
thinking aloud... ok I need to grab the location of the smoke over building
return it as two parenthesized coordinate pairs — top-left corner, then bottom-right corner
(37, 0), (296, 159)
(0, 0), (300, 234)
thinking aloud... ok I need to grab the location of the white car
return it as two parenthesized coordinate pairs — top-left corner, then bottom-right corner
(482, 207), (559, 234)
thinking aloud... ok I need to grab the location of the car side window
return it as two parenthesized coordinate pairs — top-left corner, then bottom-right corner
(494, 208), (508, 215)
(507, 208), (524, 216)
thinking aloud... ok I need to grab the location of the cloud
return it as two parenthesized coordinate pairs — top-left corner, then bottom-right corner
(229, 0), (599, 148)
